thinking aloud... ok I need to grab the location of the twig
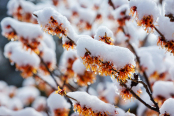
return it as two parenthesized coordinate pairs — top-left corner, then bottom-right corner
(129, 75), (159, 112)
(86, 85), (90, 93)
(120, 81), (160, 113)
(108, 0), (115, 10)
(154, 26), (165, 40)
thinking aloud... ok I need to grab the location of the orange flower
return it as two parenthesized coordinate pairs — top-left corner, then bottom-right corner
(54, 108), (69, 116)
(55, 86), (66, 96)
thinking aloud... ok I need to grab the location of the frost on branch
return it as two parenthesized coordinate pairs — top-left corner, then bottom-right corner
(0, 107), (42, 116)
(76, 36), (135, 81)
(47, 92), (70, 116)
(156, 16), (174, 54)
(33, 7), (78, 50)
(59, 50), (77, 82)
(94, 26), (113, 45)
(72, 59), (96, 86)
(160, 98), (174, 116)
(129, 0), (159, 32)
(1, 17), (43, 52)
(164, 0), (174, 22)
(152, 81), (174, 107)
(67, 91), (117, 116)
(4, 42), (40, 78)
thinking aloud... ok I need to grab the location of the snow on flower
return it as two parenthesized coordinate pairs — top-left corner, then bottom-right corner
(33, 7), (78, 50)
(156, 16), (174, 54)
(76, 35), (135, 81)
(4, 42), (40, 78)
(160, 98), (174, 116)
(152, 81), (174, 107)
(67, 91), (117, 116)
(129, 0), (159, 32)
(47, 92), (70, 116)
(72, 59), (96, 86)
(94, 26), (113, 45)
(1, 17), (43, 52)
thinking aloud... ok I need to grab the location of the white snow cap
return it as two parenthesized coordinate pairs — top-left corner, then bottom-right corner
(47, 92), (70, 112)
(137, 46), (166, 77)
(153, 81), (174, 99)
(67, 91), (116, 115)
(111, 0), (128, 8)
(33, 7), (77, 42)
(43, 33), (56, 51)
(1, 17), (43, 40)
(16, 86), (40, 105)
(72, 59), (86, 75)
(4, 42), (40, 68)
(164, 0), (174, 16)
(160, 98), (174, 116)
(112, 4), (129, 20)
(94, 26), (113, 41)
(129, 0), (159, 23)
(32, 96), (46, 111)
(76, 36), (135, 70)
(0, 107), (42, 116)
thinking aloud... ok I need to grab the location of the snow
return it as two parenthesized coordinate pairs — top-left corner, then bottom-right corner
(33, 7), (78, 43)
(32, 96), (46, 111)
(67, 91), (116, 115)
(160, 98), (174, 116)
(16, 86), (40, 105)
(153, 81), (174, 99)
(1, 17), (43, 41)
(47, 92), (70, 111)
(129, 0), (159, 23)
(76, 36), (135, 70)
(111, 0), (128, 8)
(72, 59), (86, 75)
(164, 0), (174, 16)
(43, 33), (56, 51)
(157, 16), (174, 41)
(94, 26), (113, 41)
(137, 46), (166, 77)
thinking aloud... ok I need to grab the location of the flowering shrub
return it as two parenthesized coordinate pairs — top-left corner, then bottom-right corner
(1, 0), (174, 116)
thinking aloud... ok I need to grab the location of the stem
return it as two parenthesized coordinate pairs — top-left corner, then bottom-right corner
(121, 81), (160, 113)
(108, 0), (115, 10)
(154, 26), (165, 40)
(130, 77), (159, 112)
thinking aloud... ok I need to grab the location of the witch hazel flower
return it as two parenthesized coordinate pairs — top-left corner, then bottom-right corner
(129, 0), (160, 32)
(47, 92), (70, 116)
(94, 26), (114, 45)
(59, 50), (77, 83)
(1, 17), (43, 52)
(72, 59), (96, 86)
(67, 91), (117, 116)
(76, 36), (135, 81)
(156, 16), (174, 54)
(33, 7), (78, 50)
(4, 42), (40, 78)
(160, 98), (174, 116)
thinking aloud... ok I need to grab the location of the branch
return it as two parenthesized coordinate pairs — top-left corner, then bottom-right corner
(129, 75), (159, 112)
(120, 81), (160, 113)
(108, 0), (115, 10)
